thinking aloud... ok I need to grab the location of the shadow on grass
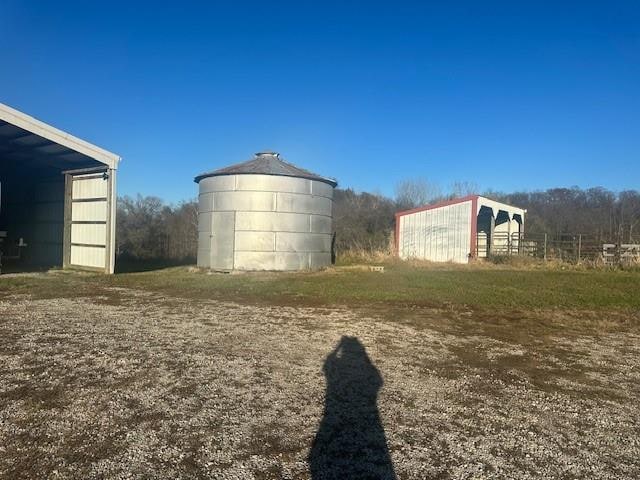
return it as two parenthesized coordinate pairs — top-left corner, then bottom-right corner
(0, 259), (52, 274)
(309, 336), (396, 479)
(114, 256), (194, 273)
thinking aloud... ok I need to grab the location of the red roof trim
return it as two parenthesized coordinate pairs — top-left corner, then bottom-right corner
(395, 195), (479, 219)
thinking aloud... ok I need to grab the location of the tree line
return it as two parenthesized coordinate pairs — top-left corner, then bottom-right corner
(116, 195), (197, 262)
(116, 184), (640, 262)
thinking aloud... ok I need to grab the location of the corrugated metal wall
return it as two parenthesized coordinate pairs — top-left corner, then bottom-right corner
(0, 176), (64, 265)
(197, 174), (333, 271)
(398, 200), (472, 263)
(68, 172), (109, 270)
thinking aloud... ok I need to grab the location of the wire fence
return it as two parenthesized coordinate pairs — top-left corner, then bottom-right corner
(479, 232), (640, 265)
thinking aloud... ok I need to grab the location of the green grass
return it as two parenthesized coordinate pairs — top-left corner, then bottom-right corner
(2, 262), (640, 312)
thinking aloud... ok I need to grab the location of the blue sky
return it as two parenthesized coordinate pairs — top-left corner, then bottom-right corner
(1, 1), (638, 203)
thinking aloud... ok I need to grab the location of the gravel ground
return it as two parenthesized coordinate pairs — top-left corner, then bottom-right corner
(0, 288), (639, 479)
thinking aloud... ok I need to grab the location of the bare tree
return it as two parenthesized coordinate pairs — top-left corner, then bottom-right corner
(117, 195), (197, 261)
(395, 178), (442, 210)
(450, 181), (479, 198)
(116, 186), (640, 263)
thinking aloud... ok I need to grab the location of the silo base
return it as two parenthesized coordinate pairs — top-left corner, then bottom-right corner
(234, 251), (331, 271)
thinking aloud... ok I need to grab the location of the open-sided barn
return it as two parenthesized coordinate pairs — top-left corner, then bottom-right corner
(0, 103), (120, 274)
(396, 195), (526, 263)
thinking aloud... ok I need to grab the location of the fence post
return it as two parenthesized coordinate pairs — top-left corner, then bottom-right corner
(543, 233), (547, 261)
(577, 234), (582, 264)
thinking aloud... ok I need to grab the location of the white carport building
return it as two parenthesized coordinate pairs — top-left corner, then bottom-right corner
(0, 103), (120, 273)
(395, 195), (526, 263)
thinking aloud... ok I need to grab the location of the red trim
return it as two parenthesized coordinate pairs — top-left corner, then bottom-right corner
(470, 196), (478, 259)
(395, 195), (479, 218)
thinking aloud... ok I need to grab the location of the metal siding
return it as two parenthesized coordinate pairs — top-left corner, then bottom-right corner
(310, 215), (333, 234)
(418, 211), (426, 258)
(209, 212), (235, 270)
(67, 173), (112, 271)
(235, 231), (275, 252)
(235, 174), (312, 194)
(198, 212), (212, 232)
(197, 174), (334, 270)
(235, 211), (310, 233)
(214, 191), (274, 212)
(275, 252), (310, 270)
(198, 231), (211, 249)
(70, 245), (105, 268)
(310, 181), (334, 199)
(397, 200), (472, 263)
(198, 175), (236, 192)
(198, 192), (214, 213)
(197, 248), (211, 268)
(71, 201), (107, 222)
(234, 251), (277, 270)
(275, 192), (332, 215)
(275, 232), (332, 252)
(34, 181), (63, 202)
(71, 224), (106, 245)
(1, 177), (65, 266)
(398, 216), (405, 258)
(72, 176), (108, 199)
(32, 201), (64, 222)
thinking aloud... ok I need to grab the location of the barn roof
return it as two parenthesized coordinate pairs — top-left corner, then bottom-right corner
(395, 195), (526, 218)
(195, 151), (337, 187)
(0, 102), (121, 171)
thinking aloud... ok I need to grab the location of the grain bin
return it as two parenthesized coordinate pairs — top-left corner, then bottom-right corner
(194, 151), (337, 271)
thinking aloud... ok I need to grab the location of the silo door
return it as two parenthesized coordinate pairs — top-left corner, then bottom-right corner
(210, 211), (235, 270)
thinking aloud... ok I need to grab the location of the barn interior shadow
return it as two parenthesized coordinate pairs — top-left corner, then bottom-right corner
(309, 336), (396, 480)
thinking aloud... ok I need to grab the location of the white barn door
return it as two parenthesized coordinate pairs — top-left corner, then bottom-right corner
(63, 168), (116, 273)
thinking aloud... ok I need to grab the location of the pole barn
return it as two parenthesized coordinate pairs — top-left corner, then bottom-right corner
(0, 103), (121, 274)
(395, 195), (526, 263)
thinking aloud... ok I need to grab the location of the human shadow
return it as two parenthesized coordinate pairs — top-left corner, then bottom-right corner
(309, 336), (396, 479)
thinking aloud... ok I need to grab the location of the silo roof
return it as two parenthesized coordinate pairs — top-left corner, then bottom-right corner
(194, 151), (337, 187)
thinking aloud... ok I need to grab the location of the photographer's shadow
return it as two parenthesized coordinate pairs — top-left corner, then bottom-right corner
(309, 336), (396, 479)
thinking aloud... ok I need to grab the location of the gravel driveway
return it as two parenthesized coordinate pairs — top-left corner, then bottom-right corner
(0, 288), (639, 479)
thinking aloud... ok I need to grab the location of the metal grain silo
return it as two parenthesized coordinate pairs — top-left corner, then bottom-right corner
(194, 151), (337, 271)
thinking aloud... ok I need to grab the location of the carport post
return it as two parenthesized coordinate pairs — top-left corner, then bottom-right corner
(488, 213), (495, 256)
(105, 168), (117, 274)
(62, 173), (72, 269)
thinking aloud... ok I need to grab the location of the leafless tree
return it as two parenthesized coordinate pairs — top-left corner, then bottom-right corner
(394, 178), (442, 210)
(117, 186), (640, 263)
(450, 181), (479, 198)
(117, 195), (197, 261)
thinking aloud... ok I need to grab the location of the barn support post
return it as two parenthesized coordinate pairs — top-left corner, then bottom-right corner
(105, 168), (117, 274)
(507, 213), (512, 256)
(488, 212), (495, 257)
(62, 173), (72, 269)
(469, 196), (478, 260)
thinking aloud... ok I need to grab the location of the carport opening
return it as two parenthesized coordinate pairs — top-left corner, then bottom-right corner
(475, 206), (524, 258)
(0, 121), (107, 273)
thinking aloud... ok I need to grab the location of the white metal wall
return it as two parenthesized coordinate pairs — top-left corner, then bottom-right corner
(67, 172), (111, 271)
(398, 200), (472, 263)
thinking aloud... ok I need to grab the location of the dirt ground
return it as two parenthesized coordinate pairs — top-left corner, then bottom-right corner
(1, 287), (639, 479)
